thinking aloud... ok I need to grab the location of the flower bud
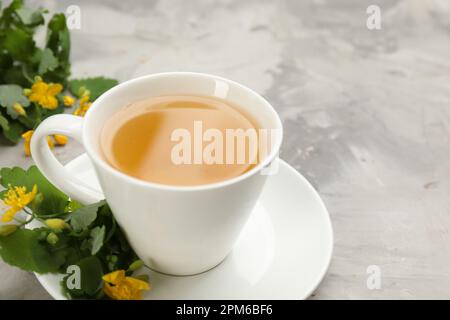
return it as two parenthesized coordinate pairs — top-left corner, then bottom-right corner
(78, 86), (90, 97)
(128, 260), (144, 272)
(107, 255), (118, 262)
(0, 225), (18, 237)
(23, 88), (32, 96)
(63, 95), (75, 107)
(31, 192), (44, 211)
(13, 103), (26, 116)
(46, 232), (59, 245)
(45, 218), (68, 232)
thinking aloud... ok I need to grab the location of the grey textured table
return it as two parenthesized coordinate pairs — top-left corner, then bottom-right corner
(1, 0), (450, 299)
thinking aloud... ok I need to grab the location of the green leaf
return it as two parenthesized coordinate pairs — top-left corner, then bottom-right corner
(62, 256), (103, 297)
(0, 166), (69, 216)
(3, 28), (36, 62)
(2, 67), (29, 87)
(69, 77), (118, 100)
(46, 14), (70, 58)
(15, 6), (45, 27)
(0, 53), (13, 71)
(0, 113), (9, 132)
(0, 0), (23, 27)
(0, 84), (30, 119)
(89, 225), (105, 255)
(0, 3), (74, 143)
(0, 228), (66, 273)
(78, 255), (104, 295)
(45, 13), (70, 84)
(69, 200), (106, 232)
(2, 120), (24, 143)
(37, 48), (58, 75)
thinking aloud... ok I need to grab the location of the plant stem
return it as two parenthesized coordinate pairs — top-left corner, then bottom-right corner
(23, 208), (33, 216)
(20, 216), (34, 227)
(35, 212), (67, 218)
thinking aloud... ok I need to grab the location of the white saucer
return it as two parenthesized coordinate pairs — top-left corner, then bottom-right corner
(32, 154), (333, 300)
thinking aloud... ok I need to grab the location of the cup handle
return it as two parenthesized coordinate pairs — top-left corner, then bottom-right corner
(30, 114), (104, 204)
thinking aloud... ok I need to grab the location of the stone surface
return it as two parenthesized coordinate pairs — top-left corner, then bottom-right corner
(1, 0), (450, 299)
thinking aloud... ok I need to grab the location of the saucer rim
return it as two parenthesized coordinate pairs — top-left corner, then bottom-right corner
(281, 160), (334, 299)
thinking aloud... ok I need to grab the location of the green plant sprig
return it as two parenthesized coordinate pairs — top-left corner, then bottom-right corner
(0, 165), (143, 299)
(0, 0), (118, 144)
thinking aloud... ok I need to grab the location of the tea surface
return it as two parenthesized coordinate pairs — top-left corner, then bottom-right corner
(101, 95), (259, 186)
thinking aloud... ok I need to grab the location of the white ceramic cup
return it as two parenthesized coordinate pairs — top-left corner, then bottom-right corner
(30, 72), (283, 276)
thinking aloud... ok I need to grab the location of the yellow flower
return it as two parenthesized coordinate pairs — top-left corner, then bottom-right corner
(13, 103), (26, 116)
(47, 136), (54, 149)
(102, 270), (150, 300)
(53, 134), (68, 145)
(63, 95), (75, 107)
(1, 185), (38, 222)
(22, 130), (54, 156)
(73, 95), (92, 117)
(25, 78), (63, 110)
(22, 130), (33, 156)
